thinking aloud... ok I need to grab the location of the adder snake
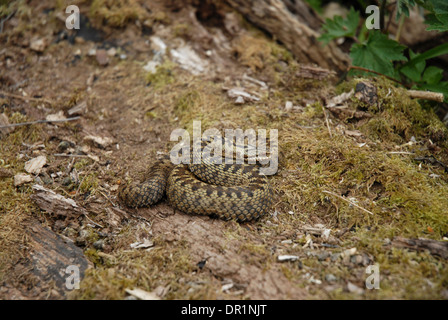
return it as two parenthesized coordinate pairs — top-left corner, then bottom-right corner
(118, 139), (275, 222)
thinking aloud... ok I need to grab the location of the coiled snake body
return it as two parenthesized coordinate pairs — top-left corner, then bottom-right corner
(118, 140), (274, 222)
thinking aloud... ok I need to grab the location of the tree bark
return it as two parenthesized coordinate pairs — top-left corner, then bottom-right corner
(281, 0), (323, 30)
(226, 0), (350, 73)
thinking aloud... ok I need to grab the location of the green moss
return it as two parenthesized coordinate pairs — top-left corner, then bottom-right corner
(79, 173), (99, 194)
(145, 61), (176, 90)
(84, 248), (102, 266)
(144, 111), (158, 119)
(173, 90), (201, 123)
(0, 113), (44, 288)
(71, 241), (198, 300)
(173, 23), (191, 38)
(341, 77), (448, 145)
(152, 11), (170, 24)
(89, 0), (149, 28)
(74, 159), (91, 170)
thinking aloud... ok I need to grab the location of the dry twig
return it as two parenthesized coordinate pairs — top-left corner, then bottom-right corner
(323, 190), (374, 216)
(0, 116), (80, 129)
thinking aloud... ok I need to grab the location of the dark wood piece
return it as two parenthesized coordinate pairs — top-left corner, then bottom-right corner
(27, 219), (92, 298)
(391, 237), (448, 259)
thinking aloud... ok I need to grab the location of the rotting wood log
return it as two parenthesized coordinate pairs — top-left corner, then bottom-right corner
(281, 0), (323, 30)
(27, 219), (93, 298)
(391, 237), (448, 260)
(225, 0), (350, 73)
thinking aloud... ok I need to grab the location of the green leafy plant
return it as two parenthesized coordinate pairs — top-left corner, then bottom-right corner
(318, 0), (448, 101)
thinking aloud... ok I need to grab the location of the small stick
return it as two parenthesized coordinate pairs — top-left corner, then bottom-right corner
(348, 66), (406, 87)
(0, 10), (15, 33)
(54, 153), (88, 158)
(386, 151), (415, 155)
(0, 116), (80, 129)
(323, 190), (374, 216)
(323, 109), (333, 138)
(407, 90), (444, 103)
(84, 213), (104, 228)
(0, 91), (52, 104)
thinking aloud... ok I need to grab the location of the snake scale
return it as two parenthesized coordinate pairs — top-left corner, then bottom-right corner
(118, 139), (274, 222)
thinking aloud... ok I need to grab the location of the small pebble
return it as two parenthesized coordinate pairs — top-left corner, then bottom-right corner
(347, 282), (364, 295)
(76, 229), (90, 246)
(93, 239), (104, 250)
(106, 47), (116, 56)
(325, 274), (337, 282)
(30, 38), (46, 52)
(96, 49), (109, 66)
(350, 254), (364, 265)
(330, 253), (340, 262)
(62, 176), (72, 186)
(235, 96), (244, 104)
(317, 251), (330, 261)
(40, 173), (53, 185)
(58, 141), (71, 152)
(441, 290), (448, 299)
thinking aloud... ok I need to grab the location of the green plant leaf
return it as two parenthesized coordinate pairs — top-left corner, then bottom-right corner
(350, 31), (407, 78)
(304, 0), (323, 14)
(400, 50), (425, 82)
(425, 14), (448, 32)
(396, 0), (417, 19)
(425, 0), (448, 31)
(401, 42), (448, 69)
(318, 7), (360, 45)
(422, 66), (444, 85)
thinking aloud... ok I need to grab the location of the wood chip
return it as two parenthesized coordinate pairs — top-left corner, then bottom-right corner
(14, 173), (33, 186)
(277, 255), (299, 262)
(125, 288), (161, 300)
(227, 87), (260, 102)
(67, 101), (87, 116)
(24, 156), (47, 174)
(130, 238), (154, 249)
(83, 135), (113, 149)
(46, 111), (66, 122)
(326, 90), (354, 108)
(296, 65), (336, 80)
(30, 184), (87, 217)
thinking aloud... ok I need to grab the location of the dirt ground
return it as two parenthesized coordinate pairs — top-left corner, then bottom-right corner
(1, 0), (448, 300)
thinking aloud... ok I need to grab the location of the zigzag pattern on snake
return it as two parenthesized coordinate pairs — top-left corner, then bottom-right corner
(118, 139), (274, 222)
